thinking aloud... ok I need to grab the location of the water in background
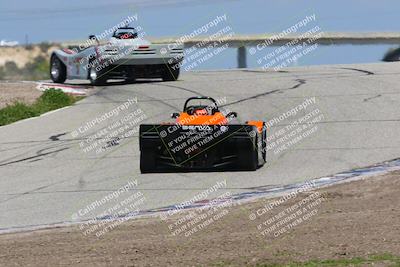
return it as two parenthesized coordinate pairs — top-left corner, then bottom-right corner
(1, 0), (399, 69)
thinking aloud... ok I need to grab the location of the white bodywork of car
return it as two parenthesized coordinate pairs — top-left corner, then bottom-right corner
(50, 27), (183, 82)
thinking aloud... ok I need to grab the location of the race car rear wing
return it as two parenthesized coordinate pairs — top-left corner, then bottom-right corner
(139, 124), (260, 173)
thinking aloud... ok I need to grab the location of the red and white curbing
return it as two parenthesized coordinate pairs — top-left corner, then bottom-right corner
(36, 82), (92, 96)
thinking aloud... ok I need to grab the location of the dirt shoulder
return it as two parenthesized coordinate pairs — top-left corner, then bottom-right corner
(0, 171), (399, 267)
(0, 82), (41, 109)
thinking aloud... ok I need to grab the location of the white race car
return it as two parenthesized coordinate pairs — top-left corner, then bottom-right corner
(50, 27), (183, 85)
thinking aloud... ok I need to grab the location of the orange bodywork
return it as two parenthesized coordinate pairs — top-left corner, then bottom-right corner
(177, 111), (228, 125)
(176, 110), (264, 133)
(247, 120), (264, 133)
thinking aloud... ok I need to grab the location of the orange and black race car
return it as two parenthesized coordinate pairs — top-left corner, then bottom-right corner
(139, 96), (267, 173)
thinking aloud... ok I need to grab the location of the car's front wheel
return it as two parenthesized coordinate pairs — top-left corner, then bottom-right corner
(50, 55), (66, 83)
(88, 65), (107, 85)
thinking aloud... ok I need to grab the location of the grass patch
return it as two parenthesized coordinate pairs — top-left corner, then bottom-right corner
(255, 254), (400, 267)
(0, 88), (82, 126)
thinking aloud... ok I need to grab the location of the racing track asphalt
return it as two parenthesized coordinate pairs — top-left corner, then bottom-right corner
(0, 62), (399, 231)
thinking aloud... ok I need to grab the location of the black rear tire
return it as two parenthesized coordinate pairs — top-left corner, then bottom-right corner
(126, 68), (136, 83)
(140, 149), (156, 173)
(245, 149), (258, 171)
(126, 78), (136, 84)
(238, 133), (258, 171)
(50, 55), (66, 83)
(262, 124), (267, 163)
(162, 64), (180, 81)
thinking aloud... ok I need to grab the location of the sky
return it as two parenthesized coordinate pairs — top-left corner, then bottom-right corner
(1, 0), (399, 68)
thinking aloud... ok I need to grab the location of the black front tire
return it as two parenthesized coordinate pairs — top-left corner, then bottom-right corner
(88, 64), (107, 85)
(50, 55), (66, 83)
(383, 47), (400, 62)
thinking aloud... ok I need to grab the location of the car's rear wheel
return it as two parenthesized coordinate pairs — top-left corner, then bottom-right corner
(50, 55), (66, 83)
(162, 64), (180, 81)
(140, 149), (156, 173)
(238, 132), (258, 171)
(261, 123), (267, 163)
(126, 68), (136, 83)
(243, 148), (258, 171)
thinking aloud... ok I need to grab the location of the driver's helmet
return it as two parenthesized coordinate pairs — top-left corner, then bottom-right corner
(195, 109), (208, 115)
(113, 28), (138, 39)
(120, 32), (135, 39)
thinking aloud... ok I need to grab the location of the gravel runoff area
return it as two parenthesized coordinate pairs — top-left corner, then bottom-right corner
(0, 82), (42, 109)
(0, 170), (399, 266)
